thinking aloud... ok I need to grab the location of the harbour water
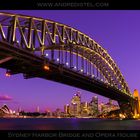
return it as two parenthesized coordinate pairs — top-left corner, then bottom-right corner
(0, 118), (140, 130)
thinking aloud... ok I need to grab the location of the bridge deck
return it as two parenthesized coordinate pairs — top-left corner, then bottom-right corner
(0, 41), (133, 102)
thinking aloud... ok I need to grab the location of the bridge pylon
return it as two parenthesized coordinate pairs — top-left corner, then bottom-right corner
(133, 89), (140, 118)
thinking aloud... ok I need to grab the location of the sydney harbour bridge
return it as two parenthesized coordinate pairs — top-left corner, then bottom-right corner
(0, 12), (139, 118)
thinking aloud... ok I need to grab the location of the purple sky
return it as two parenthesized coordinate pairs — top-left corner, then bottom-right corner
(0, 10), (140, 112)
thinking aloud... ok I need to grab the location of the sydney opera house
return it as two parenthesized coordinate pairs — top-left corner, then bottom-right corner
(0, 104), (14, 117)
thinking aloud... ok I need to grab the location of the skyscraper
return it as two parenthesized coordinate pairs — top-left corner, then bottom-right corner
(89, 96), (98, 117)
(81, 101), (89, 117)
(70, 91), (81, 116)
(64, 104), (70, 115)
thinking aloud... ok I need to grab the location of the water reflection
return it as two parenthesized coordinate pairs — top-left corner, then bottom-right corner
(0, 118), (140, 130)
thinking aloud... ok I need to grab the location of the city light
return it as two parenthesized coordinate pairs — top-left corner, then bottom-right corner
(66, 62), (69, 66)
(56, 58), (59, 62)
(119, 113), (126, 119)
(0, 92), (121, 119)
(46, 53), (49, 57)
(133, 114), (140, 119)
(74, 66), (77, 69)
(43, 65), (50, 71)
(80, 69), (83, 72)
(5, 71), (11, 77)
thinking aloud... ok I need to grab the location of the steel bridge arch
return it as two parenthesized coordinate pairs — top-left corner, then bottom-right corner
(0, 12), (131, 96)
(43, 45), (120, 88)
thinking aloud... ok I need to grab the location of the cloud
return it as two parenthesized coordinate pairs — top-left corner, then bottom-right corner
(0, 95), (12, 101)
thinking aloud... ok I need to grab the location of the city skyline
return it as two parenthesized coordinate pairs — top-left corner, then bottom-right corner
(0, 10), (140, 112)
(0, 92), (116, 114)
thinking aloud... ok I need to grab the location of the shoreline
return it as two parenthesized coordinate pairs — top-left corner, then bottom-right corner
(0, 117), (139, 120)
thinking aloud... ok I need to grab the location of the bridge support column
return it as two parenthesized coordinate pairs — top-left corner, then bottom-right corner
(133, 89), (140, 118)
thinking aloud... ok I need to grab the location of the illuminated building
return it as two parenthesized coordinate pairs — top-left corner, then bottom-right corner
(70, 91), (81, 116)
(100, 102), (106, 113)
(89, 96), (99, 117)
(64, 104), (70, 115)
(0, 104), (10, 114)
(55, 108), (61, 117)
(99, 100), (120, 115)
(70, 103), (78, 116)
(107, 99), (119, 111)
(81, 102), (89, 117)
(0, 104), (14, 117)
(100, 102), (112, 114)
